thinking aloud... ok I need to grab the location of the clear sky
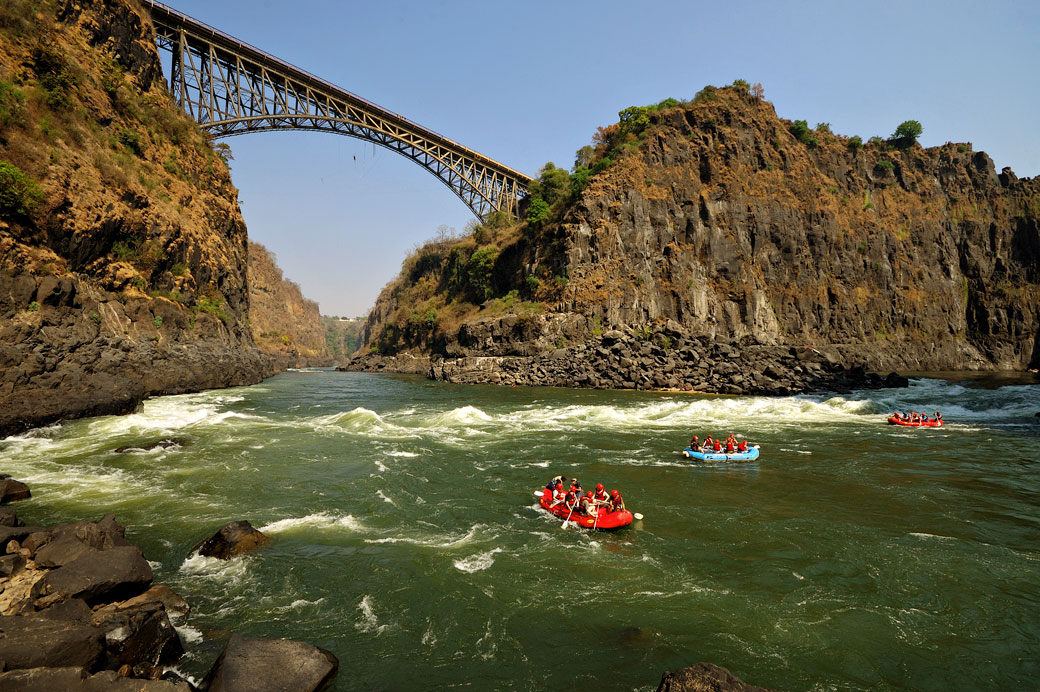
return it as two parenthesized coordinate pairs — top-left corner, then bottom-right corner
(160, 0), (1039, 318)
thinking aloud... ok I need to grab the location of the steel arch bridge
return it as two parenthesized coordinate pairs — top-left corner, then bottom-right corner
(142, 1), (530, 219)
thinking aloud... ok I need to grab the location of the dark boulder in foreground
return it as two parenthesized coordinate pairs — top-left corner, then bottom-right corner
(0, 615), (105, 671)
(202, 634), (339, 692)
(196, 520), (272, 560)
(657, 663), (780, 692)
(0, 475), (32, 504)
(32, 544), (153, 606)
(0, 667), (193, 691)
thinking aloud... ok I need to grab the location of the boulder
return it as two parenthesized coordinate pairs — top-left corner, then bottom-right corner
(92, 601), (185, 669)
(202, 634), (338, 692)
(0, 615), (105, 671)
(196, 521), (271, 560)
(0, 553), (25, 577)
(34, 533), (98, 568)
(32, 545), (153, 605)
(0, 506), (23, 527)
(0, 477), (31, 504)
(113, 584), (191, 615)
(50, 514), (134, 551)
(656, 663), (779, 692)
(0, 667), (194, 691)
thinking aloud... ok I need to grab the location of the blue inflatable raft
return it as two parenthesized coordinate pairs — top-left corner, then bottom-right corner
(682, 445), (760, 462)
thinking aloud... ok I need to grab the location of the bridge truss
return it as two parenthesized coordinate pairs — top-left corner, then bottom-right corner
(143, 1), (530, 219)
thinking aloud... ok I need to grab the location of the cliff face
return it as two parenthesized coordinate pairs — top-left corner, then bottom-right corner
(354, 87), (1039, 391)
(0, 0), (266, 436)
(247, 241), (330, 368)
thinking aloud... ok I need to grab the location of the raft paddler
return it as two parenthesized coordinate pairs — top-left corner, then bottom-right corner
(609, 489), (625, 512)
(580, 491), (598, 516)
(593, 483), (609, 507)
(738, 439), (748, 452)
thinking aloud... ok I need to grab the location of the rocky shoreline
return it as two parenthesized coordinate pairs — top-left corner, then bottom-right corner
(0, 477), (337, 691)
(343, 317), (909, 395)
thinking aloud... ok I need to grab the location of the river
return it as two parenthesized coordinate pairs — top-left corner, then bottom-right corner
(3, 371), (1039, 691)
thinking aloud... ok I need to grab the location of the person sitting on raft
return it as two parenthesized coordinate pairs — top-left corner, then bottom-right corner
(593, 483), (610, 507)
(609, 489), (625, 512)
(546, 475), (565, 492)
(713, 438), (723, 453)
(580, 491), (599, 517)
(701, 435), (714, 452)
(725, 436), (736, 453)
(689, 435), (699, 449)
(737, 439), (748, 452)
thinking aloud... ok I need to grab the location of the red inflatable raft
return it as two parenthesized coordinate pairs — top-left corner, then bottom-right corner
(537, 489), (634, 529)
(887, 416), (943, 427)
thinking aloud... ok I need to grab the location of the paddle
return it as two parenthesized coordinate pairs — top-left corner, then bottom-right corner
(561, 501), (576, 529)
(633, 512), (643, 520)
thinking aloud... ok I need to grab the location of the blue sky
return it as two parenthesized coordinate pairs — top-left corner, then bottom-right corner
(159, 0), (1039, 317)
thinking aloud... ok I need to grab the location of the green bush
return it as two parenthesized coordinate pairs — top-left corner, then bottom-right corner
(890, 120), (923, 147)
(27, 300), (39, 312)
(467, 246), (499, 301)
(0, 80), (26, 128)
(196, 295), (228, 323)
(694, 85), (717, 102)
(0, 161), (45, 220)
(618, 105), (650, 136)
(731, 79), (750, 91)
(153, 316), (163, 329)
(848, 135), (863, 152)
(118, 128), (144, 157)
(789, 120), (818, 147)
(111, 240), (137, 261)
(31, 42), (78, 110)
(525, 197), (549, 227)
(816, 122), (832, 133)
(875, 159), (895, 174)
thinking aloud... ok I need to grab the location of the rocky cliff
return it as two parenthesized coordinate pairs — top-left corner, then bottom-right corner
(351, 86), (1040, 392)
(247, 241), (330, 370)
(0, 0), (266, 436)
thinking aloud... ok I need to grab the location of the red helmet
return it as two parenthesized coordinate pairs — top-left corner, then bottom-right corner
(611, 490), (619, 497)
(585, 491), (593, 498)
(596, 483), (604, 491)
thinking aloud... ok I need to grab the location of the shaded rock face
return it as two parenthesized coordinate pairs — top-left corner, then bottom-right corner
(0, 475), (32, 503)
(196, 520), (271, 560)
(354, 89), (1039, 391)
(657, 662), (779, 692)
(0, 0), (266, 438)
(202, 634), (339, 692)
(247, 241), (331, 371)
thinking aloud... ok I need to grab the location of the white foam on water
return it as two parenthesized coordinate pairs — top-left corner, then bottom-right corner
(178, 552), (253, 584)
(454, 548), (504, 573)
(364, 523), (486, 549)
(909, 532), (956, 541)
(276, 598), (326, 612)
(429, 405), (492, 427)
(259, 513), (364, 534)
(355, 595), (388, 634)
(374, 459), (388, 473)
(174, 624), (204, 645)
(421, 624), (437, 647)
(147, 560), (162, 571)
(386, 450), (419, 457)
(793, 572), (805, 581)
(375, 490), (397, 507)
(529, 460), (550, 467)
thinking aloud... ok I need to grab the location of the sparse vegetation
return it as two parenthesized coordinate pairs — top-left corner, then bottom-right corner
(27, 301), (39, 312)
(848, 136), (863, 152)
(890, 120), (923, 148)
(0, 161), (45, 221)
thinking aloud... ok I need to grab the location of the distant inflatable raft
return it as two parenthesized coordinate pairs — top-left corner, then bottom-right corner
(887, 416), (944, 427)
(682, 445), (760, 462)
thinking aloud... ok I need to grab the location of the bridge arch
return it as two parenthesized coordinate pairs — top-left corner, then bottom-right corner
(143, 1), (530, 220)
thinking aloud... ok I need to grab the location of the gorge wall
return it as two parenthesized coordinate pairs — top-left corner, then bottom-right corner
(247, 241), (330, 370)
(0, 0), (266, 436)
(351, 87), (1039, 392)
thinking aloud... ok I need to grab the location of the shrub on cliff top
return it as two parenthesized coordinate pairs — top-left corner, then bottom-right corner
(789, 120), (818, 148)
(890, 120), (923, 148)
(0, 161), (44, 221)
(467, 246), (500, 301)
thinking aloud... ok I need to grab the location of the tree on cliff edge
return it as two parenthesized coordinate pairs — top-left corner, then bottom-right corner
(890, 120), (923, 148)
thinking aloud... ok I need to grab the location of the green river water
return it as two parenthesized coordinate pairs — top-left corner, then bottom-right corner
(2, 371), (1039, 691)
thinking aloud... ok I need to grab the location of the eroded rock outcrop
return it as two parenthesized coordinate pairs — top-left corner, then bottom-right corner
(195, 520), (272, 560)
(0, 0), (266, 437)
(350, 87), (1039, 392)
(657, 663), (779, 692)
